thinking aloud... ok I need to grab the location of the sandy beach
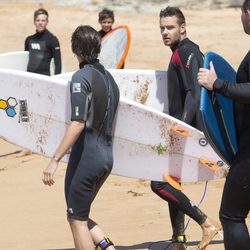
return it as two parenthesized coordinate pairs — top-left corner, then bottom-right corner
(0, 2), (249, 249)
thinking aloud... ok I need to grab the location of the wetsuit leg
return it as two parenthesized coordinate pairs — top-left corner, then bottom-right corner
(65, 132), (113, 220)
(168, 202), (185, 241)
(65, 132), (85, 199)
(151, 181), (207, 226)
(219, 157), (250, 250)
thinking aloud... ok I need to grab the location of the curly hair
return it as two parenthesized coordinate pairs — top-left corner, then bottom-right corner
(71, 25), (101, 63)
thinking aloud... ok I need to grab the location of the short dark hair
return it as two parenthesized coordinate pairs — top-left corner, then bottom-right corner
(34, 8), (49, 20)
(98, 8), (114, 22)
(71, 25), (101, 63)
(159, 6), (185, 25)
(242, 0), (250, 12)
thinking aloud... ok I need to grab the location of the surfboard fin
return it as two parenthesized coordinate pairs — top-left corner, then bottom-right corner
(199, 158), (222, 172)
(163, 173), (183, 191)
(171, 126), (190, 137)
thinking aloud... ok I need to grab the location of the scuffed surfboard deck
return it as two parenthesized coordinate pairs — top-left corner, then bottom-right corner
(0, 69), (228, 182)
(52, 69), (168, 113)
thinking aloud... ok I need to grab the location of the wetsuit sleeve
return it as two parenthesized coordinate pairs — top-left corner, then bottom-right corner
(70, 73), (92, 122)
(51, 36), (62, 75)
(214, 79), (250, 104)
(178, 50), (201, 124)
(24, 37), (29, 51)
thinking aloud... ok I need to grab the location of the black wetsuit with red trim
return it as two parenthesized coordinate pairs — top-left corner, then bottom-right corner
(214, 50), (250, 250)
(25, 29), (62, 75)
(151, 38), (206, 242)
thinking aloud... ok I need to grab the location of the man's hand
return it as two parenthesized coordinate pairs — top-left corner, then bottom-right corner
(197, 61), (218, 90)
(42, 159), (58, 186)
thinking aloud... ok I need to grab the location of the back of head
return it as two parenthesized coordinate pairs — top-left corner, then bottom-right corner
(34, 8), (49, 20)
(98, 8), (114, 22)
(159, 6), (185, 25)
(242, 0), (250, 11)
(71, 25), (101, 63)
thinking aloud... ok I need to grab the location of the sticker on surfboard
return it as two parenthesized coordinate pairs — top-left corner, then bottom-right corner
(99, 25), (131, 69)
(0, 97), (18, 118)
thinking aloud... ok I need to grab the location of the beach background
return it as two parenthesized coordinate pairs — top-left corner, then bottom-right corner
(0, 1), (249, 249)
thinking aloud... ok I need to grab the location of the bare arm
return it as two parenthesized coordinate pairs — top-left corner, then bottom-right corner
(42, 120), (85, 186)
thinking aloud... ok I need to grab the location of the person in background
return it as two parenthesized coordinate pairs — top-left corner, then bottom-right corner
(151, 6), (221, 250)
(18, 8), (62, 157)
(98, 8), (114, 38)
(42, 25), (119, 250)
(98, 8), (125, 69)
(198, 1), (250, 249)
(25, 8), (61, 75)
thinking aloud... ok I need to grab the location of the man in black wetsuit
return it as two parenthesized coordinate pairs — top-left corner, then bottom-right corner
(42, 25), (119, 250)
(151, 7), (221, 250)
(98, 8), (125, 69)
(198, 1), (250, 249)
(98, 8), (114, 39)
(25, 8), (62, 76)
(18, 8), (62, 158)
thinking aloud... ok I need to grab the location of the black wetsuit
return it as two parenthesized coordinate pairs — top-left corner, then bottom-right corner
(98, 29), (125, 69)
(98, 29), (108, 38)
(214, 51), (250, 250)
(24, 29), (62, 75)
(151, 38), (206, 241)
(65, 60), (119, 220)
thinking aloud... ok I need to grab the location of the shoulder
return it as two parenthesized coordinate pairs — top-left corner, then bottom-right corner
(177, 39), (203, 66)
(71, 66), (94, 86)
(179, 39), (202, 56)
(45, 30), (60, 41)
(25, 34), (35, 42)
(98, 30), (107, 38)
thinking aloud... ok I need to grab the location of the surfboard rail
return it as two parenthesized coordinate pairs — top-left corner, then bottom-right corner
(99, 25), (131, 69)
(200, 51), (238, 164)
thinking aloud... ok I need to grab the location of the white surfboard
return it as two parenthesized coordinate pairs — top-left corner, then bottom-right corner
(99, 25), (131, 69)
(52, 69), (168, 113)
(0, 69), (228, 182)
(0, 51), (29, 71)
(0, 51), (63, 75)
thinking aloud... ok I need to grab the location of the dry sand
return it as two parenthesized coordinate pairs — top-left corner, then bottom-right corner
(0, 2), (249, 250)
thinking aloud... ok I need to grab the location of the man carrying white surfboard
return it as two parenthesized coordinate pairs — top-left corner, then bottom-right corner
(42, 25), (119, 250)
(151, 6), (221, 250)
(198, 1), (250, 249)
(24, 8), (62, 76)
(18, 8), (62, 158)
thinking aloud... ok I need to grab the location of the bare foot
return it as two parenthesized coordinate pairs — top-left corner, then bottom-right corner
(194, 218), (222, 250)
(15, 149), (32, 158)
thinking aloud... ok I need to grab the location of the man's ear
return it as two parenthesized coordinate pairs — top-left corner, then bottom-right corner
(180, 23), (186, 35)
(247, 9), (250, 22)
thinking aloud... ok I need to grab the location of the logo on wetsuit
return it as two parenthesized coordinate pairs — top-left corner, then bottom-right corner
(186, 53), (194, 69)
(72, 83), (81, 93)
(31, 43), (41, 50)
